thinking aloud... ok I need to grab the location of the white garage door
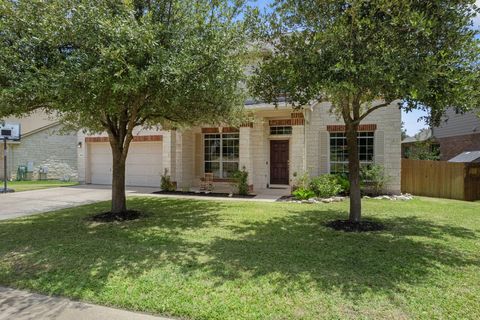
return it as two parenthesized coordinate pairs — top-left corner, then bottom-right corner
(88, 142), (163, 187)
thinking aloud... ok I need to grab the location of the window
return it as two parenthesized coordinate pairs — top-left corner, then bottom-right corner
(204, 133), (239, 178)
(270, 126), (292, 135)
(329, 132), (374, 174)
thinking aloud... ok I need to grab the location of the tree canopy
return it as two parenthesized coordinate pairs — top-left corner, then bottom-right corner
(251, 0), (480, 223)
(1, 0), (250, 213)
(2, 0), (249, 125)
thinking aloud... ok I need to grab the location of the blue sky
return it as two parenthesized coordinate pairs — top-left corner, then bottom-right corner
(249, 0), (480, 136)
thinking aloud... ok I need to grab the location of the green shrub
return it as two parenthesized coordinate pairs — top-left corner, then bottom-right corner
(233, 167), (249, 195)
(292, 171), (310, 191)
(309, 174), (343, 198)
(161, 168), (176, 191)
(361, 164), (391, 196)
(292, 187), (316, 200)
(334, 173), (350, 195)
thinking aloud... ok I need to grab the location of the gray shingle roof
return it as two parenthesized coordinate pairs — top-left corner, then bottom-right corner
(402, 129), (432, 144)
(448, 151), (480, 163)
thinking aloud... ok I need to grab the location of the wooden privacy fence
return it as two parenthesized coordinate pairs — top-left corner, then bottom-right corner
(401, 159), (480, 201)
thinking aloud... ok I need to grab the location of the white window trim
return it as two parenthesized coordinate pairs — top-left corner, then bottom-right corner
(204, 132), (239, 179)
(328, 131), (375, 174)
(269, 125), (293, 136)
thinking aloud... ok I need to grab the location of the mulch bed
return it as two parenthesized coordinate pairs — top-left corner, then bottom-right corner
(276, 195), (294, 202)
(152, 190), (256, 199)
(325, 219), (385, 232)
(89, 210), (143, 222)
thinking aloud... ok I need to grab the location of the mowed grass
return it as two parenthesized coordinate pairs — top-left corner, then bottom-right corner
(6, 180), (78, 192)
(0, 197), (479, 319)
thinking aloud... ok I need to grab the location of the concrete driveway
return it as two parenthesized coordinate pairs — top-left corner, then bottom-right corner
(0, 185), (157, 221)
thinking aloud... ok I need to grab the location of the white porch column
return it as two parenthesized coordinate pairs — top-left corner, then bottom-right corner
(290, 125), (306, 181)
(239, 126), (254, 186)
(162, 130), (177, 184)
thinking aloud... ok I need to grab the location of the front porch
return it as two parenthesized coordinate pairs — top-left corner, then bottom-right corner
(187, 182), (292, 200)
(161, 108), (306, 195)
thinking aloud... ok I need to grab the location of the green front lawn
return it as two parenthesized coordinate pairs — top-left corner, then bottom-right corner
(5, 180), (79, 192)
(0, 197), (479, 319)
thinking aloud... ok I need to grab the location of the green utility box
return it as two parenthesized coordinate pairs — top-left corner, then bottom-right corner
(17, 165), (28, 181)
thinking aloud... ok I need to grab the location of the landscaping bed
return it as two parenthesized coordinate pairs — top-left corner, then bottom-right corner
(278, 194), (413, 203)
(325, 219), (386, 232)
(152, 190), (256, 198)
(89, 210), (143, 222)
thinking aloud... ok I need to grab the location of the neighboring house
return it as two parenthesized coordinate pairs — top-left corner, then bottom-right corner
(0, 111), (78, 181)
(432, 109), (480, 161)
(77, 101), (401, 193)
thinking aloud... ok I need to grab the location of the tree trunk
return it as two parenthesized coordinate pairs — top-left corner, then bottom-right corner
(111, 146), (127, 214)
(103, 109), (137, 215)
(346, 123), (362, 223)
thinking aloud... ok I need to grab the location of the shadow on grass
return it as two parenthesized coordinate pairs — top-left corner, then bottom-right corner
(200, 210), (478, 296)
(0, 198), (222, 299)
(0, 199), (478, 311)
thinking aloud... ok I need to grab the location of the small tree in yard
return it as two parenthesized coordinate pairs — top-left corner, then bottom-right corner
(233, 166), (250, 196)
(1, 0), (250, 216)
(251, 0), (480, 225)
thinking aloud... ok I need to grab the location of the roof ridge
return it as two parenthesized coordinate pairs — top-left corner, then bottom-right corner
(22, 121), (61, 138)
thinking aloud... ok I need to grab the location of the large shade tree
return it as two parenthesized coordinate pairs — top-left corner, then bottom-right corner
(1, 0), (249, 215)
(251, 0), (480, 224)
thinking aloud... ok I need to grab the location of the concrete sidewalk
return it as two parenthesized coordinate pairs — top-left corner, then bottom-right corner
(0, 286), (172, 320)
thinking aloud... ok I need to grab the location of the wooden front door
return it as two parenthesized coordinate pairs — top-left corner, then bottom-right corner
(270, 140), (289, 185)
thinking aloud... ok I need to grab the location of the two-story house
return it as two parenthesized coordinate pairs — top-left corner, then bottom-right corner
(77, 101), (402, 194)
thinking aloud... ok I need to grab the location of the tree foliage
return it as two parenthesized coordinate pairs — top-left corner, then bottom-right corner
(251, 0), (480, 222)
(405, 140), (441, 161)
(1, 0), (250, 213)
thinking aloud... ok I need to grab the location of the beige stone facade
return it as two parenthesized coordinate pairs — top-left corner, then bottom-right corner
(9, 125), (78, 181)
(1, 112), (78, 181)
(79, 101), (401, 193)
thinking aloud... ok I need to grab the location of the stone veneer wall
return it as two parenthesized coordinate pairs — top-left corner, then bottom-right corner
(76, 102), (401, 193)
(9, 124), (78, 181)
(236, 102), (401, 193)
(305, 101), (402, 193)
(251, 119), (268, 189)
(174, 130), (195, 189)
